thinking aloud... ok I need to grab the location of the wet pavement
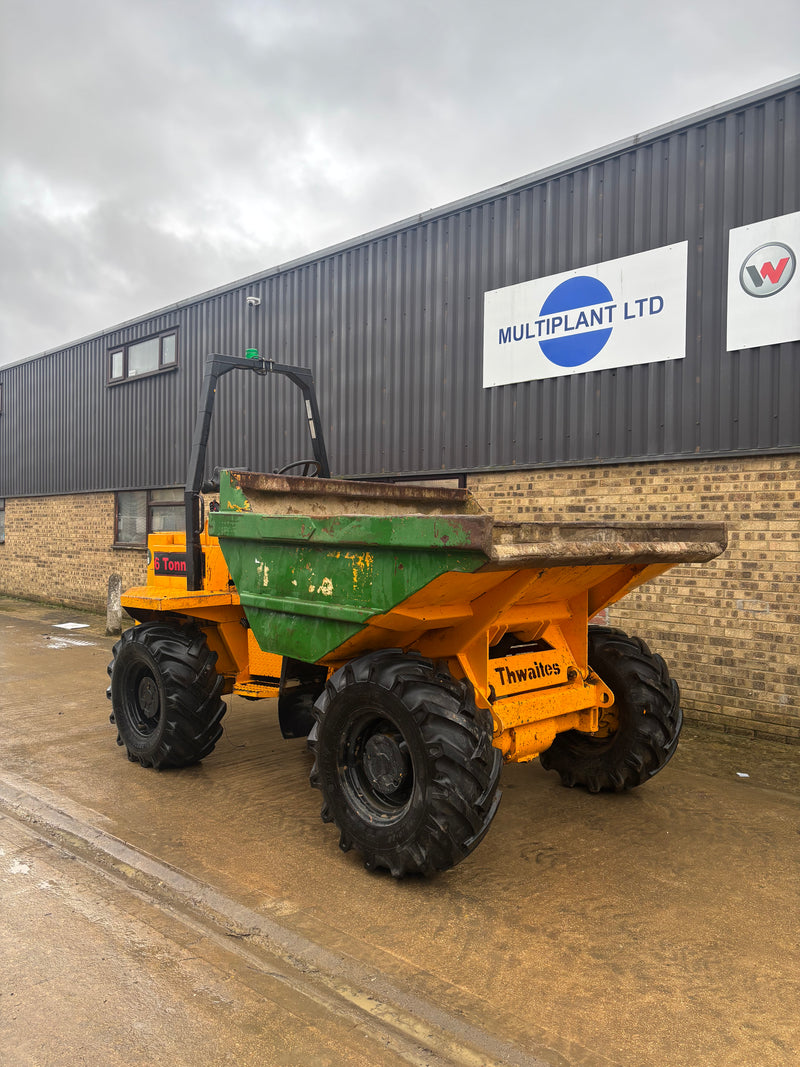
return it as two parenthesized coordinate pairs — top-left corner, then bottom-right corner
(1, 595), (799, 1066)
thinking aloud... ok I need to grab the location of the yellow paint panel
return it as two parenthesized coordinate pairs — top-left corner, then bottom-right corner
(246, 631), (283, 683)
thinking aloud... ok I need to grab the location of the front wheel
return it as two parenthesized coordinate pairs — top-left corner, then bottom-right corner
(539, 626), (682, 792)
(107, 623), (226, 769)
(309, 650), (502, 877)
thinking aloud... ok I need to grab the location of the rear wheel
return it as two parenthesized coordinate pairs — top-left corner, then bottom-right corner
(539, 626), (682, 792)
(107, 622), (226, 769)
(309, 649), (502, 877)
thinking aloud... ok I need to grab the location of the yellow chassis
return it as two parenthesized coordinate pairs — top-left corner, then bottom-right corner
(122, 520), (723, 764)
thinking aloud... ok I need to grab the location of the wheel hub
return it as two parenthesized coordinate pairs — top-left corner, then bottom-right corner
(137, 675), (160, 719)
(363, 734), (408, 794)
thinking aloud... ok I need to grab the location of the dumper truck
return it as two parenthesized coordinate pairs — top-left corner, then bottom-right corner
(108, 353), (727, 877)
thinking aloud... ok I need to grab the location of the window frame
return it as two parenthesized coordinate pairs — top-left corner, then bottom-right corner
(114, 488), (184, 547)
(107, 329), (179, 385)
(0, 498), (5, 544)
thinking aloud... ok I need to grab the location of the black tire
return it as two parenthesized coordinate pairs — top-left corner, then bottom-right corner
(309, 649), (502, 877)
(107, 622), (226, 769)
(539, 626), (682, 792)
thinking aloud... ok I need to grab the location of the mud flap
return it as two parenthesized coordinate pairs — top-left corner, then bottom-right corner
(278, 658), (328, 738)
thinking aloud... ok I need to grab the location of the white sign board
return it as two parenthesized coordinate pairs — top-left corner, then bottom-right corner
(727, 211), (800, 351)
(483, 243), (687, 388)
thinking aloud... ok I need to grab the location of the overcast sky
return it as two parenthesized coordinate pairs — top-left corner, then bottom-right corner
(1, 0), (798, 368)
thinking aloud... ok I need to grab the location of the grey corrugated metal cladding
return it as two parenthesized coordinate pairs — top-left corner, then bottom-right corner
(1, 78), (798, 497)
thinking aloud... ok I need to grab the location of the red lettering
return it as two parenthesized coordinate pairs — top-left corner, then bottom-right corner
(154, 554), (186, 574)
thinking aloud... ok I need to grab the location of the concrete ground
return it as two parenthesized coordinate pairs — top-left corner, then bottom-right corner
(1, 595), (798, 1067)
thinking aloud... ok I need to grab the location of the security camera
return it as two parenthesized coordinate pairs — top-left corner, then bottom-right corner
(246, 296), (261, 307)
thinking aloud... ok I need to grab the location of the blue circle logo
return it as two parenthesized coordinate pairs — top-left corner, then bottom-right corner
(538, 276), (613, 367)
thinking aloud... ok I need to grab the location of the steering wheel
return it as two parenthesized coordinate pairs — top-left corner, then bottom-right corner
(275, 459), (323, 477)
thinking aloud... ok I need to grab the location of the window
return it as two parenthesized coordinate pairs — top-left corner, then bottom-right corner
(115, 489), (184, 545)
(0, 499), (5, 543)
(149, 489), (185, 532)
(108, 330), (178, 383)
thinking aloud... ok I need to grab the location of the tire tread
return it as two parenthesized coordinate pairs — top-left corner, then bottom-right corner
(309, 649), (501, 876)
(539, 625), (682, 792)
(107, 623), (226, 769)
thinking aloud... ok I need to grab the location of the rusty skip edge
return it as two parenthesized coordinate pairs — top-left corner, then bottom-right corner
(230, 471), (478, 509)
(487, 521), (728, 567)
(486, 539), (727, 569)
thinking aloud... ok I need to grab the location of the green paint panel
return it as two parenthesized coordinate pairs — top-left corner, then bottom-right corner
(210, 510), (488, 663)
(210, 511), (489, 550)
(218, 477), (252, 513)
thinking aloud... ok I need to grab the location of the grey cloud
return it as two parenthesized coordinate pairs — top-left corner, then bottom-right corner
(1, 0), (798, 365)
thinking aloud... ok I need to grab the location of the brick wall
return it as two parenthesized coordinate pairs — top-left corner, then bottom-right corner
(2, 459), (798, 741)
(469, 455), (799, 743)
(0, 494), (147, 613)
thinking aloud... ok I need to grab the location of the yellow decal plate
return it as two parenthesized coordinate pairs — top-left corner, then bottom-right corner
(490, 651), (571, 697)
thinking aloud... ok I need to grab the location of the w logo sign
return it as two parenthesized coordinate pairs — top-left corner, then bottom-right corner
(740, 242), (796, 298)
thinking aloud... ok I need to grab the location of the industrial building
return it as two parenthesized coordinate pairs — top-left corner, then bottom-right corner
(1, 77), (798, 741)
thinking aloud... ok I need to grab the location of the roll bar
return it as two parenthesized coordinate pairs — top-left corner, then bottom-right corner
(184, 354), (330, 590)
